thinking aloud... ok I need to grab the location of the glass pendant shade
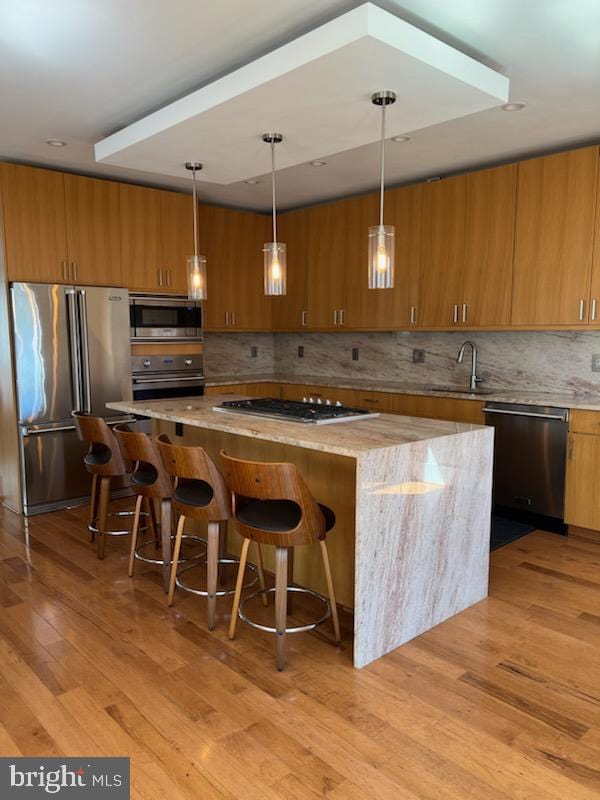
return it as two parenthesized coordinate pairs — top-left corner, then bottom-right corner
(263, 242), (286, 295)
(187, 254), (207, 300)
(368, 224), (395, 289)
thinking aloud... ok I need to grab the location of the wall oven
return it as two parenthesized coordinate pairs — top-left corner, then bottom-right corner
(130, 295), (202, 342)
(132, 354), (205, 433)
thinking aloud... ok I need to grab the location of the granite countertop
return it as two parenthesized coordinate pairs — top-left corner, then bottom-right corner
(107, 395), (483, 458)
(205, 373), (600, 411)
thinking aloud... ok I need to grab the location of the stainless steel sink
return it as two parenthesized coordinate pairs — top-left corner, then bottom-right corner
(425, 386), (495, 396)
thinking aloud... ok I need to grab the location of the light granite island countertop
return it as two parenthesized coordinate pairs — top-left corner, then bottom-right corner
(108, 395), (494, 668)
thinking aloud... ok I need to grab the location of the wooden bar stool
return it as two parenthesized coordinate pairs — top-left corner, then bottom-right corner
(113, 425), (204, 592)
(73, 412), (149, 559)
(220, 450), (341, 671)
(157, 435), (264, 630)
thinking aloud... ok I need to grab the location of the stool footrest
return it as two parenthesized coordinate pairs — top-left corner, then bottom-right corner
(175, 558), (258, 598)
(135, 534), (206, 566)
(89, 510), (149, 537)
(239, 586), (331, 635)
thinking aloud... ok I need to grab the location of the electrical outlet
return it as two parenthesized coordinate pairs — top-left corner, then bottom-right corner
(352, 347), (359, 361)
(592, 354), (600, 372)
(250, 345), (258, 358)
(297, 346), (304, 358)
(412, 349), (425, 364)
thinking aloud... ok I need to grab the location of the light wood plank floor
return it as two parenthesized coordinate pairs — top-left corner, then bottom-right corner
(0, 501), (599, 799)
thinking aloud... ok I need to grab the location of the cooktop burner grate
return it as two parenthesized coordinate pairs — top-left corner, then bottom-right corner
(213, 397), (379, 425)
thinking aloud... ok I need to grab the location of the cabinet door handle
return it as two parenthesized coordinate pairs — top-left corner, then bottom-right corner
(71, 261), (78, 283)
(62, 260), (68, 282)
(301, 310), (308, 326)
(166, 269), (172, 288)
(410, 305), (416, 324)
(462, 303), (468, 323)
(592, 298), (597, 322)
(453, 304), (459, 324)
(231, 311), (236, 326)
(225, 311), (229, 327)
(339, 309), (345, 325)
(158, 268), (163, 287)
(568, 435), (573, 461)
(333, 309), (338, 326)
(579, 299), (586, 321)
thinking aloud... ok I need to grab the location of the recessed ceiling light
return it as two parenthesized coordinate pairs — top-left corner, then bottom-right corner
(309, 160), (327, 167)
(392, 135), (411, 143)
(501, 102), (525, 112)
(45, 138), (67, 147)
(244, 179), (260, 184)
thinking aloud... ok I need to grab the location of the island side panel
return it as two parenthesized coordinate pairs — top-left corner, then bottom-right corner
(353, 427), (493, 668)
(154, 420), (357, 608)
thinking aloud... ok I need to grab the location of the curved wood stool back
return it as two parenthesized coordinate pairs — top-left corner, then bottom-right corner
(113, 425), (173, 591)
(73, 411), (128, 560)
(220, 450), (340, 670)
(157, 435), (244, 629)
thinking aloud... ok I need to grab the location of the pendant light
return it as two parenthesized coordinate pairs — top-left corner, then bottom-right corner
(185, 161), (207, 300)
(262, 133), (286, 296)
(368, 91), (396, 289)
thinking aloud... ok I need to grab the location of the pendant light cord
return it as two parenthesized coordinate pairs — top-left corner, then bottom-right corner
(271, 141), (277, 243)
(379, 102), (386, 227)
(192, 168), (199, 256)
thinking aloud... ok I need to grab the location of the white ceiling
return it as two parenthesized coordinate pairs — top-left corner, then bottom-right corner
(95, 4), (508, 183)
(1, 0), (600, 211)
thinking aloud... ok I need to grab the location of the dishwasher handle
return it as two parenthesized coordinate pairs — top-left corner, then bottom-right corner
(483, 407), (568, 422)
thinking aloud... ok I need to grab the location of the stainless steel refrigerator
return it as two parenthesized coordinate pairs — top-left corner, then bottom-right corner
(11, 282), (134, 515)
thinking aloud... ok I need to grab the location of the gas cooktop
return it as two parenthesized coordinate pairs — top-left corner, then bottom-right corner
(213, 397), (379, 425)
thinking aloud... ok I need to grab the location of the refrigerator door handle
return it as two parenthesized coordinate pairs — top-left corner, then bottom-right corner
(77, 290), (92, 414)
(23, 424), (78, 435)
(66, 289), (83, 412)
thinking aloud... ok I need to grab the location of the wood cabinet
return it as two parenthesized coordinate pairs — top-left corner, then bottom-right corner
(64, 174), (122, 286)
(419, 165), (516, 327)
(565, 431), (600, 530)
(305, 201), (350, 329)
(1, 163), (68, 283)
(512, 146), (599, 326)
(205, 382), (281, 398)
(271, 208), (309, 330)
(158, 190), (193, 293)
(200, 205), (271, 331)
(1, 164), (123, 286)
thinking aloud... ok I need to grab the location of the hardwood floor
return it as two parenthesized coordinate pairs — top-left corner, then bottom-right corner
(0, 501), (599, 799)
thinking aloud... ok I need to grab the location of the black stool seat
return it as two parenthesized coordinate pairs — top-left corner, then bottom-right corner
(237, 500), (335, 533)
(174, 478), (214, 507)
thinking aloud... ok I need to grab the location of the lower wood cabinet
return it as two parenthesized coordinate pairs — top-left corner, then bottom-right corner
(565, 431), (600, 530)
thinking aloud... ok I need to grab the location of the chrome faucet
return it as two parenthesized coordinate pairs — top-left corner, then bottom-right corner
(456, 341), (483, 391)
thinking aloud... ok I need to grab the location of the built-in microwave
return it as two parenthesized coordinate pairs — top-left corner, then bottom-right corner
(130, 295), (203, 342)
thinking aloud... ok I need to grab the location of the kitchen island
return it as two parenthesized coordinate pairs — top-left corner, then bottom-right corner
(107, 395), (494, 668)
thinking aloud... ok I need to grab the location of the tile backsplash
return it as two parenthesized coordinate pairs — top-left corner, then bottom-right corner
(205, 330), (600, 395)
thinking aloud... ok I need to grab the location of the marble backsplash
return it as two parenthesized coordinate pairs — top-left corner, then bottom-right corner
(204, 330), (600, 396)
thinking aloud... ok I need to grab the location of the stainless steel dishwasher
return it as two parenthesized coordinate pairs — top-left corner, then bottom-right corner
(483, 402), (569, 521)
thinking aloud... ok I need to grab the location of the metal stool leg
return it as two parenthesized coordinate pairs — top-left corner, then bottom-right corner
(320, 540), (341, 643)
(228, 538), (250, 640)
(97, 477), (111, 560)
(275, 547), (288, 671)
(254, 543), (269, 607)
(89, 475), (99, 543)
(160, 499), (172, 593)
(128, 495), (144, 577)
(206, 521), (219, 630)
(167, 515), (186, 605)
(218, 520), (228, 586)
(147, 498), (159, 548)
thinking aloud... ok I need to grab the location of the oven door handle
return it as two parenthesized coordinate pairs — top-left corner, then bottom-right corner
(132, 376), (205, 384)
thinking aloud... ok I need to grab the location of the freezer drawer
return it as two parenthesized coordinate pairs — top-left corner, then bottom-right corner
(20, 424), (92, 514)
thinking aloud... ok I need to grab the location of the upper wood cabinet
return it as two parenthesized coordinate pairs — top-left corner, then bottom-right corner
(271, 207), (309, 330)
(419, 164), (516, 327)
(1, 164), (123, 286)
(64, 173), (122, 286)
(306, 200), (349, 329)
(120, 183), (161, 292)
(511, 146), (599, 325)
(158, 189), (193, 294)
(1, 163), (68, 283)
(345, 185), (422, 329)
(200, 204), (271, 331)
